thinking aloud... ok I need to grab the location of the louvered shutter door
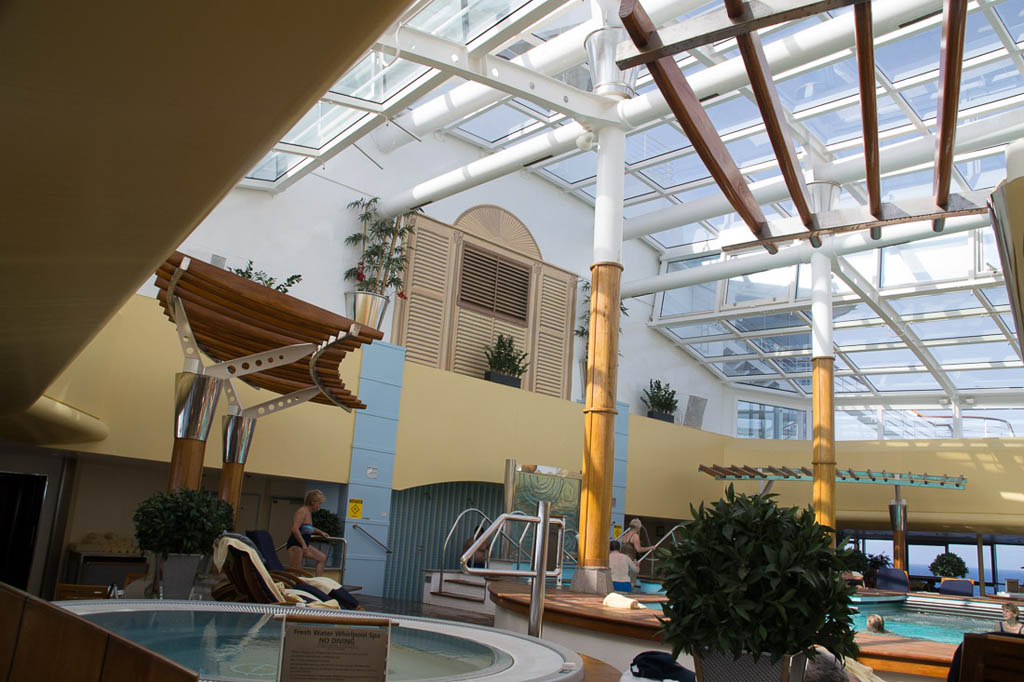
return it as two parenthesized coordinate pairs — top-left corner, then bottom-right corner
(397, 222), (456, 367)
(530, 267), (576, 398)
(450, 307), (529, 380)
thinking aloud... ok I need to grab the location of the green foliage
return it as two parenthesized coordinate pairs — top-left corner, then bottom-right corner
(574, 280), (629, 341)
(658, 485), (859, 663)
(839, 545), (869, 574)
(133, 489), (234, 558)
(867, 553), (892, 571)
(232, 260), (302, 293)
(344, 197), (422, 297)
(484, 334), (529, 378)
(312, 508), (341, 538)
(641, 379), (678, 414)
(929, 551), (968, 578)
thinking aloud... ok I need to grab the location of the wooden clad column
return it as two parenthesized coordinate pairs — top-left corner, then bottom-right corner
(578, 261), (623, 574)
(219, 414), (257, 521)
(977, 534), (986, 596)
(812, 356), (836, 533)
(218, 463), (245, 520)
(168, 438), (207, 490)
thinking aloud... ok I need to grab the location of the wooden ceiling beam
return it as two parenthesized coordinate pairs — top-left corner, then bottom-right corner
(621, 0), (771, 249)
(933, 0), (968, 228)
(616, 0), (866, 69)
(724, 0), (814, 233)
(854, 2), (882, 236)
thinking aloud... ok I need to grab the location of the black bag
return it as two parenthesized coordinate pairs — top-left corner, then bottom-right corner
(630, 651), (696, 682)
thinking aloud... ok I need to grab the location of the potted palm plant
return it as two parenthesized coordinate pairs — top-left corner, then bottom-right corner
(929, 551), (968, 579)
(642, 379), (678, 422)
(658, 486), (858, 681)
(344, 197), (422, 329)
(483, 334), (529, 388)
(133, 489), (234, 599)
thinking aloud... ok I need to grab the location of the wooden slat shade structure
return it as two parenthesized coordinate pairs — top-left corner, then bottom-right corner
(698, 464), (967, 489)
(853, 1), (882, 232)
(619, 0), (772, 250)
(933, 0), (969, 231)
(154, 252), (382, 410)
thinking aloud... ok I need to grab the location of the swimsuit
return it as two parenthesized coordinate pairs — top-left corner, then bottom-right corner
(286, 523), (315, 549)
(999, 621), (1024, 634)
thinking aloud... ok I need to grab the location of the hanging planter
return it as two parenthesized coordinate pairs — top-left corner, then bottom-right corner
(346, 290), (389, 329)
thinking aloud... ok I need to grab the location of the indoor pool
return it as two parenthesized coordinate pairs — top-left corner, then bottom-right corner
(851, 602), (999, 645)
(62, 601), (583, 682)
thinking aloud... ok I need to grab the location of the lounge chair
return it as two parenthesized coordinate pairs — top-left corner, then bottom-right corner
(957, 631), (1024, 681)
(938, 578), (974, 597)
(244, 529), (314, 576)
(212, 536), (358, 609)
(875, 567), (910, 592)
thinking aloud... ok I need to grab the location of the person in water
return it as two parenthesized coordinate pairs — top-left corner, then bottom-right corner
(287, 489), (330, 576)
(999, 603), (1023, 634)
(866, 614), (888, 634)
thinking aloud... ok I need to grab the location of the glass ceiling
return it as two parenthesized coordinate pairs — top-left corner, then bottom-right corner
(238, 0), (1024, 413)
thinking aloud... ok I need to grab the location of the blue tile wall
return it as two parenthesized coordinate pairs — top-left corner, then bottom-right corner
(612, 400), (629, 534)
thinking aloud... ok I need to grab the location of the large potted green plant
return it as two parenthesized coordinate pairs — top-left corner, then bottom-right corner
(658, 486), (858, 681)
(929, 551), (968, 578)
(483, 334), (529, 388)
(344, 197), (422, 329)
(641, 379), (678, 423)
(133, 489), (234, 599)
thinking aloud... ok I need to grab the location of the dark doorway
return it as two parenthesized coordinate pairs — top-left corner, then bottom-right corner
(0, 472), (48, 589)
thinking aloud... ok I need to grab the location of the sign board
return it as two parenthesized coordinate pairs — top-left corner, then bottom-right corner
(613, 524), (622, 538)
(348, 498), (363, 519)
(278, 616), (390, 682)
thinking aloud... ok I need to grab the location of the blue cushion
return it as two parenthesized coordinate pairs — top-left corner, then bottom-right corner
(938, 579), (973, 596)
(245, 530), (286, 571)
(876, 567), (909, 592)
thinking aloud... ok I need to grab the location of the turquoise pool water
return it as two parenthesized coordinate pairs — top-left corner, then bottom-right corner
(82, 610), (512, 681)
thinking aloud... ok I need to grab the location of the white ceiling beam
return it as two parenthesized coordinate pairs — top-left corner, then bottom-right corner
(375, 28), (620, 126)
(832, 255), (959, 400)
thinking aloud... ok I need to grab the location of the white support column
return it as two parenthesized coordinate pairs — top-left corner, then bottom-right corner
(810, 250), (833, 360)
(952, 401), (963, 438)
(593, 125), (627, 263)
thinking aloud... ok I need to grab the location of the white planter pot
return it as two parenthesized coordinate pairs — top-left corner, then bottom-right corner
(695, 651), (805, 682)
(162, 553), (203, 599)
(345, 291), (389, 329)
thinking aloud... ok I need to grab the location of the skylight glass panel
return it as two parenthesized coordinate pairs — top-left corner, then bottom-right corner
(731, 312), (806, 332)
(795, 376), (871, 393)
(623, 197), (672, 220)
(910, 316), (1002, 340)
(903, 58), (1024, 121)
(542, 151), (596, 183)
(832, 324), (900, 347)
(668, 321), (730, 339)
(691, 339), (754, 358)
(980, 225), (1002, 273)
(246, 151), (304, 182)
(410, 0), (531, 44)
(983, 286), (1010, 307)
(725, 131), (792, 169)
(996, 0), (1024, 43)
(650, 223), (715, 248)
(845, 348), (920, 370)
(715, 359), (777, 377)
(879, 169), (934, 203)
(799, 96), (910, 146)
(957, 152), (1007, 190)
(834, 303), (880, 323)
(625, 124), (689, 164)
(623, 173), (655, 200)
(874, 10), (1000, 83)
(282, 102), (363, 149)
(706, 96), (762, 135)
(962, 408), (1024, 438)
(867, 373), (943, 392)
(889, 290), (986, 315)
(773, 356), (812, 373)
(948, 368), (1024, 389)
(880, 230), (971, 287)
(930, 341), (1020, 365)
(836, 409), (880, 440)
(776, 56), (859, 113)
(458, 104), (539, 143)
(751, 333), (811, 353)
(725, 265), (796, 305)
(331, 55), (428, 103)
(739, 379), (798, 393)
(662, 255), (720, 316)
(641, 153), (710, 189)
(1001, 313), (1017, 333)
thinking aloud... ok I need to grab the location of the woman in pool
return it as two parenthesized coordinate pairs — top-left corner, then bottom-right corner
(999, 603), (1023, 634)
(287, 489), (330, 576)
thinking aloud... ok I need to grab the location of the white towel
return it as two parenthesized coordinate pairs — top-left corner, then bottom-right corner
(603, 592), (642, 609)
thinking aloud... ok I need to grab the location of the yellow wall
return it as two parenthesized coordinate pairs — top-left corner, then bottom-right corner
(43, 294), (357, 483)
(393, 362), (584, 489)
(39, 294), (1024, 535)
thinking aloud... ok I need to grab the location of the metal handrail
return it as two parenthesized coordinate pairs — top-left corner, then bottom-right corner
(637, 522), (687, 565)
(461, 503), (563, 637)
(309, 535), (348, 582)
(351, 523), (393, 553)
(438, 508), (530, 593)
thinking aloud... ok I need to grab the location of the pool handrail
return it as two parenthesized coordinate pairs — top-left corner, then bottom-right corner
(637, 522), (688, 567)
(438, 508), (531, 596)
(309, 535), (348, 583)
(352, 523), (393, 554)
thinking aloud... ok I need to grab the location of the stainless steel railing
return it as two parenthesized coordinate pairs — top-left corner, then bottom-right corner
(309, 535), (348, 582)
(438, 508), (531, 595)
(352, 523), (393, 553)
(461, 501), (563, 638)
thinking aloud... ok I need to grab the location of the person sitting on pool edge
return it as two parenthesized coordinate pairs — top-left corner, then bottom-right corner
(1000, 603), (1024, 634)
(866, 614), (888, 634)
(609, 540), (638, 593)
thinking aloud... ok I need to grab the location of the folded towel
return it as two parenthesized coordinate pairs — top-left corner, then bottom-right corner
(603, 592), (642, 609)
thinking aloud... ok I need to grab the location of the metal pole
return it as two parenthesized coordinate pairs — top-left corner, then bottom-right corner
(977, 534), (986, 596)
(529, 501), (551, 638)
(502, 459), (517, 560)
